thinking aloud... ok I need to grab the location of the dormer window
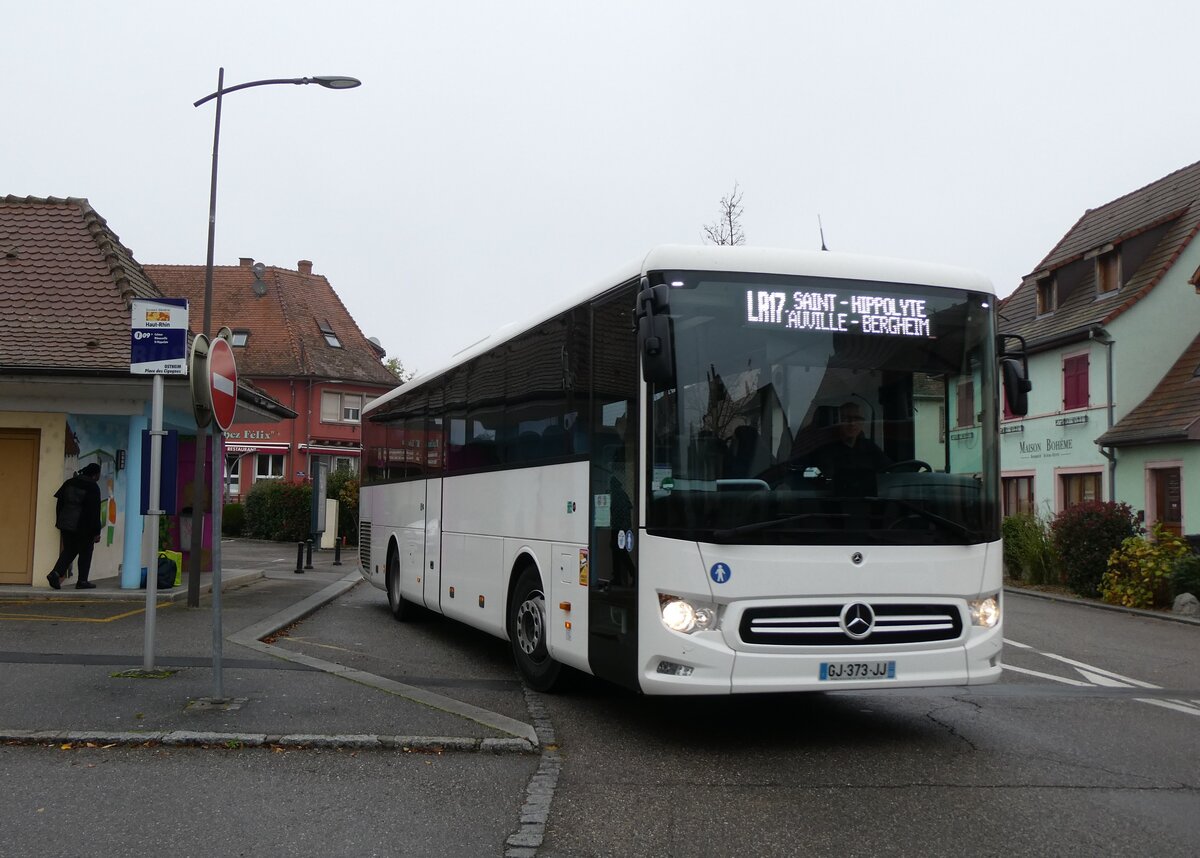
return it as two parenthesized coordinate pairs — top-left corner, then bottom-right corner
(318, 319), (342, 348)
(1036, 275), (1056, 316)
(1090, 244), (1120, 295)
(231, 329), (249, 347)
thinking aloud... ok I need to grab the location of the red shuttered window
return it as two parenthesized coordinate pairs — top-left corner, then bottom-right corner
(1063, 354), (1089, 411)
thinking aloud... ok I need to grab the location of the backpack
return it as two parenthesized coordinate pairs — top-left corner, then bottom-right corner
(55, 480), (88, 533)
(156, 553), (179, 589)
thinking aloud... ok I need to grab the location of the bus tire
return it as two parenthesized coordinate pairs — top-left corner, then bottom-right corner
(386, 546), (413, 622)
(509, 565), (562, 692)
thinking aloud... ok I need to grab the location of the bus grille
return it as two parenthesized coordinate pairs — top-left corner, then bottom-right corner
(358, 521), (371, 572)
(739, 603), (963, 646)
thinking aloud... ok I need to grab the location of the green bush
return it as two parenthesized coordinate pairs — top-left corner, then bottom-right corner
(243, 480), (313, 542)
(1101, 524), (1190, 609)
(1002, 512), (1057, 585)
(1050, 501), (1141, 597)
(327, 466), (359, 546)
(222, 502), (245, 537)
(1170, 552), (1200, 600)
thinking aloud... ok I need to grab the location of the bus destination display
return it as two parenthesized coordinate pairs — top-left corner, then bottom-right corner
(745, 289), (933, 337)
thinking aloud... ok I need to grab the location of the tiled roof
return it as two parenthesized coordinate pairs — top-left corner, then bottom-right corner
(144, 260), (397, 386)
(1096, 332), (1200, 447)
(0, 196), (163, 372)
(998, 160), (1200, 348)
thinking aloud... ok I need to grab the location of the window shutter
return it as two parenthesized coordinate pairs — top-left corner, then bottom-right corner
(1063, 355), (1089, 410)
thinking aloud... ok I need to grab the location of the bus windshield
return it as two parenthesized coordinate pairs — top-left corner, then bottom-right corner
(646, 271), (1000, 545)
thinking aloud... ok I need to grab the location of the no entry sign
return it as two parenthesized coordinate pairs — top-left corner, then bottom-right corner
(208, 336), (238, 431)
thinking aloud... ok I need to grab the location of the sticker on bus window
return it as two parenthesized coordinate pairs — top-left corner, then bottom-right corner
(652, 467), (672, 491)
(579, 549), (589, 586)
(594, 494), (611, 527)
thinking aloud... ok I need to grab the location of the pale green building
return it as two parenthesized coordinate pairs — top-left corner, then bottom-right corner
(999, 160), (1200, 538)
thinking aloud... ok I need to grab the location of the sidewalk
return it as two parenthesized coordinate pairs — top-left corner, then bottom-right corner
(0, 538), (537, 752)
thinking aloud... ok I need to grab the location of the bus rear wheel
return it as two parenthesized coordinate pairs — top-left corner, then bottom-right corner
(509, 565), (562, 692)
(386, 548), (413, 621)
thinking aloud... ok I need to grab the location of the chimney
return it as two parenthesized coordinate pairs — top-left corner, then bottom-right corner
(297, 259), (313, 275)
(239, 257), (254, 267)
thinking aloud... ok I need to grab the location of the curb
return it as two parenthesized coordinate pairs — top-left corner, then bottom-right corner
(0, 568), (265, 602)
(0, 729), (535, 753)
(1005, 585), (1200, 627)
(228, 571), (541, 746)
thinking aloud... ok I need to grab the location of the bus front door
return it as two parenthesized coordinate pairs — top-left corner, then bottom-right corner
(423, 476), (443, 612)
(587, 287), (640, 691)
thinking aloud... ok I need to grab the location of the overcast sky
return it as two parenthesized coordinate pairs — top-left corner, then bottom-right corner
(6, 1), (1200, 374)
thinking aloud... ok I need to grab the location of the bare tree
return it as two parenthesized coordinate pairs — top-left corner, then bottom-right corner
(703, 182), (746, 246)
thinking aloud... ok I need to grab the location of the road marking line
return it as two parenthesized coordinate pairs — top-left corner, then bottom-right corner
(0, 604), (169, 623)
(1001, 664), (1092, 686)
(1006, 637), (1200, 719)
(1137, 698), (1200, 717)
(1041, 652), (1160, 689)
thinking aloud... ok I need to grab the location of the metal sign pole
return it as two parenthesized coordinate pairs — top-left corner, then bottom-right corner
(211, 428), (225, 699)
(143, 374), (164, 670)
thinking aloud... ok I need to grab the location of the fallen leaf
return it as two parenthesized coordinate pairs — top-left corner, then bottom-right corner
(59, 744), (72, 750)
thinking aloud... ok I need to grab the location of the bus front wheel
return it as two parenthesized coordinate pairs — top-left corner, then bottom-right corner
(509, 565), (562, 692)
(386, 548), (413, 622)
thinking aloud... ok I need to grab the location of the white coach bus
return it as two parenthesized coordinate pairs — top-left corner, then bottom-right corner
(358, 245), (1030, 694)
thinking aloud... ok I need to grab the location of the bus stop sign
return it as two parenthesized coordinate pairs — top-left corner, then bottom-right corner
(208, 337), (238, 431)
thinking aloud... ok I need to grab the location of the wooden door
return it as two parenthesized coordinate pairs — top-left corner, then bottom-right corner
(0, 429), (41, 584)
(1153, 468), (1182, 538)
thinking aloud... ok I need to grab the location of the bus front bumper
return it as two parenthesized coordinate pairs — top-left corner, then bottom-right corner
(637, 623), (1003, 695)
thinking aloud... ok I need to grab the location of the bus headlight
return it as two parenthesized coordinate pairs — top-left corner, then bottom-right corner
(968, 594), (1001, 628)
(659, 595), (718, 634)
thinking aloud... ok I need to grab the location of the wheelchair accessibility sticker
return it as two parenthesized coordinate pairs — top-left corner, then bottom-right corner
(710, 562), (732, 584)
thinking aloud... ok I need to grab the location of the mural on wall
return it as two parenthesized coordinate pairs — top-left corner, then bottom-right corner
(64, 417), (126, 552)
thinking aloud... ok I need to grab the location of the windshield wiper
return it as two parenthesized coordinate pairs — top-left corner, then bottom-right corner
(713, 512), (849, 541)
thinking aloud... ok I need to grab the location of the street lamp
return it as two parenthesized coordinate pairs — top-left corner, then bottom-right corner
(188, 69), (360, 608)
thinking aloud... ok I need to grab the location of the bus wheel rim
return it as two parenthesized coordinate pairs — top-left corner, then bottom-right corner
(516, 593), (545, 658)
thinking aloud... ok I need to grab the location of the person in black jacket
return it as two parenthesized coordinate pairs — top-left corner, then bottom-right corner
(794, 402), (891, 480)
(47, 462), (103, 590)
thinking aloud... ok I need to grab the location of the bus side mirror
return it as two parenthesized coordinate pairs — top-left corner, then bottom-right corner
(637, 281), (675, 384)
(1001, 357), (1031, 417)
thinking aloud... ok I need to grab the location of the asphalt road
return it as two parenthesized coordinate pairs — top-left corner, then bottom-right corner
(3, 577), (1197, 857)
(265, 583), (1200, 856)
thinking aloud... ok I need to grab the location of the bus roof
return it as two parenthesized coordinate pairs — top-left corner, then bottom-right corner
(364, 244), (994, 417)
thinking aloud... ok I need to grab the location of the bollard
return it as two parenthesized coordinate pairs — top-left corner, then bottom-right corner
(295, 542), (305, 574)
(305, 538), (314, 570)
(333, 539), (342, 566)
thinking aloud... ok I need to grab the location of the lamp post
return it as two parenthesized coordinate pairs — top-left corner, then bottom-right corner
(188, 69), (360, 609)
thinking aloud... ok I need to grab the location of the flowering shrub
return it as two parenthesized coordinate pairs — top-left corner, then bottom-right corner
(1100, 524), (1190, 609)
(1050, 501), (1141, 597)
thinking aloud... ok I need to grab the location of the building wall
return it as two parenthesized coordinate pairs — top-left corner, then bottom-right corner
(0, 411), (135, 585)
(1000, 339), (1111, 514)
(224, 377), (394, 498)
(1001, 244), (1200, 525)
(1107, 240), (1200, 426)
(1112, 443), (1199, 535)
